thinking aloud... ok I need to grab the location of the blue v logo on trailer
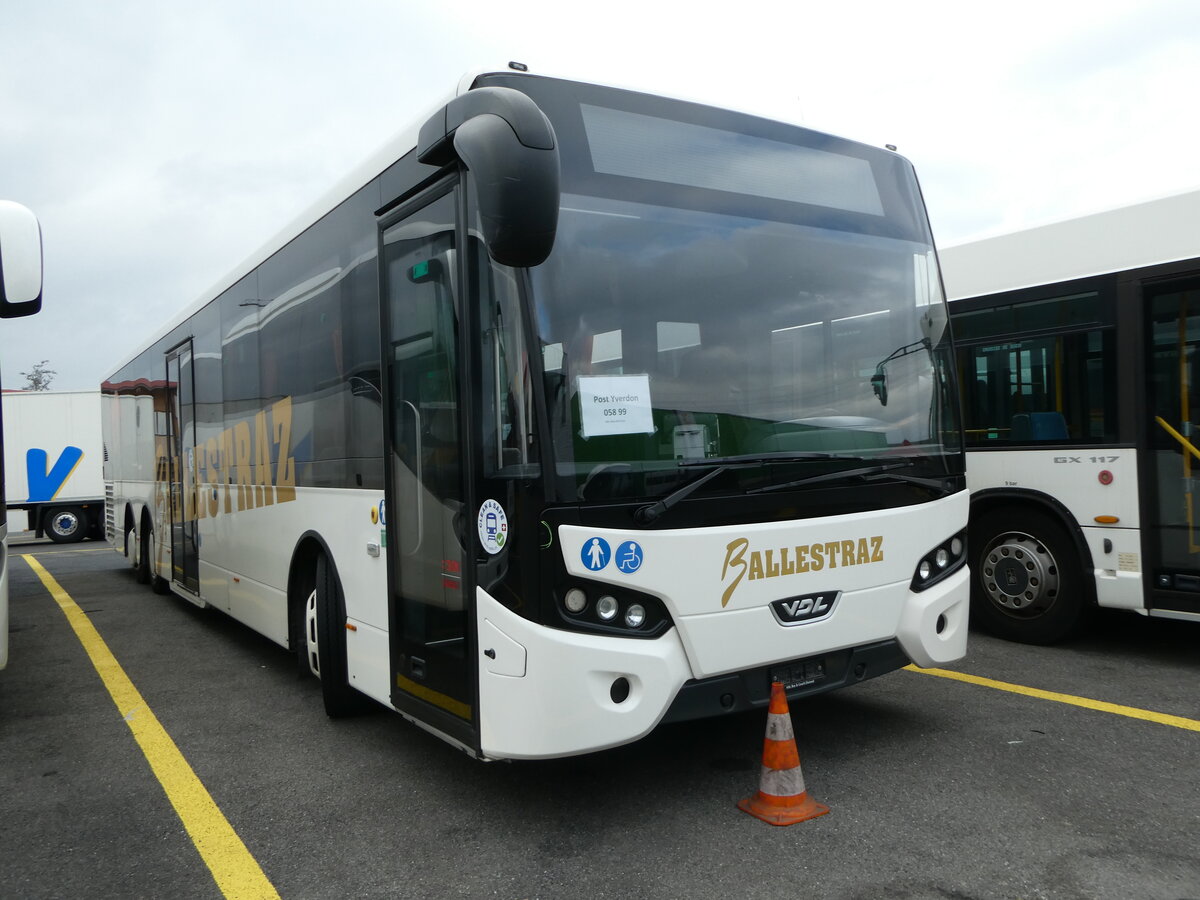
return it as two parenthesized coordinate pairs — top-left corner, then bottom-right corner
(26, 446), (84, 502)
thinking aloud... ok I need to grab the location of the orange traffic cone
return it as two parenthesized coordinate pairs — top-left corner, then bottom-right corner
(737, 681), (830, 825)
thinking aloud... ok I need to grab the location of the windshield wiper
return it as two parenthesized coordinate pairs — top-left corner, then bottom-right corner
(634, 455), (950, 525)
(635, 465), (731, 525)
(746, 460), (951, 495)
(677, 451), (842, 468)
(635, 453), (853, 525)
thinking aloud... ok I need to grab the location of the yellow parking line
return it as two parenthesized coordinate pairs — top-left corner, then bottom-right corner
(22, 546), (112, 555)
(23, 554), (280, 900)
(905, 664), (1200, 732)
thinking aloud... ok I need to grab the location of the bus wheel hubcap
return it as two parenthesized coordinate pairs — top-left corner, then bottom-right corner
(305, 589), (321, 677)
(981, 532), (1058, 613)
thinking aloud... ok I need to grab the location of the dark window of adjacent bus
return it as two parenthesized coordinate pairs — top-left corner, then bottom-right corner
(953, 291), (1117, 445)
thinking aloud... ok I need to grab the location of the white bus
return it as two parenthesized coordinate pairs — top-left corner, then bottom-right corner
(103, 66), (968, 759)
(0, 200), (46, 670)
(942, 188), (1200, 644)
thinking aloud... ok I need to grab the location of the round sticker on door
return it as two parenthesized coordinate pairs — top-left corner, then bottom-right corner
(477, 499), (509, 554)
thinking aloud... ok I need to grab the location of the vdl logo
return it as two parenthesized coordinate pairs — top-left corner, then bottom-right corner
(770, 591), (840, 626)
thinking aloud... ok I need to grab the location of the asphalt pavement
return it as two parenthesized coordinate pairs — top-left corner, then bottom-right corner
(2, 537), (1197, 900)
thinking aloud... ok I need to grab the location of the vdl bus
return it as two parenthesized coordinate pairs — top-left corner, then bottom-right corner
(0, 200), (46, 670)
(941, 188), (1200, 644)
(103, 66), (968, 759)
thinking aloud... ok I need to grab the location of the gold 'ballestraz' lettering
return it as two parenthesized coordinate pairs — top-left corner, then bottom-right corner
(153, 396), (300, 523)
(720, 538), (749, 608)
(719, 534), (886, 605)
(255, 409), (273, 507)
(272, 397), (296, 503)
(233, 421), (252, 511)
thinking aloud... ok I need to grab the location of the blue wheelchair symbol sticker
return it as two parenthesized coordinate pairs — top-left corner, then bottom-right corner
(582, 537), (611, 571)
(615, 540), (644, 574)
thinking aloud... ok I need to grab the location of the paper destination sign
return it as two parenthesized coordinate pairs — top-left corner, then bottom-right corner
(578, 374), (655, 438)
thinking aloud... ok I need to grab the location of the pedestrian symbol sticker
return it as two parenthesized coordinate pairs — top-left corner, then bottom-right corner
(616, 541), (643, 573)
(582, 537), (611, 571)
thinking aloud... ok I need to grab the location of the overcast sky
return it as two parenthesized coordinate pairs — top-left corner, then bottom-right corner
(2, 0), (1198, 391)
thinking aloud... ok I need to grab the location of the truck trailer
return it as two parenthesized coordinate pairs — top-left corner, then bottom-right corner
(2, 390), (104, 542)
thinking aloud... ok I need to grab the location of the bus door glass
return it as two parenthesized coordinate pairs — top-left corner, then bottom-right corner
(1147, 279), (1200, 585)
(165, 342), (199, 592)
(379, 188), (474, 729)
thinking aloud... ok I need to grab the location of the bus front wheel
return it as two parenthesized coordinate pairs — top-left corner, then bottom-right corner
(969, 507), (1087, 644)
(303, 554), (371, 718)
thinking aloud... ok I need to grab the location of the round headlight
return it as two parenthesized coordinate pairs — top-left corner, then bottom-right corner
(596, 595), (619, 621)
(935, 548), (949, 569)
(951, 536), (964, 557)
(918, 560), (932, 580)
(564, 588), (587, 614)
(624, 603), (646, 628)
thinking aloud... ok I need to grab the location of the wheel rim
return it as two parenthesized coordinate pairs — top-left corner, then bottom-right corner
(52, 512), (80, 537)
(980, 530), (1060, 616)
(305, 588), (321, 677)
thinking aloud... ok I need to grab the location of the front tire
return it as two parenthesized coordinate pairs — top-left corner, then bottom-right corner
(303, 554), (371, 717)
(969, 506), (1087, 644)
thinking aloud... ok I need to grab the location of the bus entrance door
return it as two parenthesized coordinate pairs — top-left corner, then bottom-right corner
(1147, 278), (1200, 612)
(165, 342), (200, 593)
(380, 187), (476, 743)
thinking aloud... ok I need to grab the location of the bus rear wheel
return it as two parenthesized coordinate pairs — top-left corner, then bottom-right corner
(136, 523), (153, 584)
(303, 554), (371, 717)
(969, 507), (1087, 644)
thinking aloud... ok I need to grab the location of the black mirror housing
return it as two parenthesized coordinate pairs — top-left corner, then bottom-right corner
(418, 86), (560, 268)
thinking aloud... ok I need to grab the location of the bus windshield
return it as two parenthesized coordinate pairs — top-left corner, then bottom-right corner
(523, 93), (957, 503)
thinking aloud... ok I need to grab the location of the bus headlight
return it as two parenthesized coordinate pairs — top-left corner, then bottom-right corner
(555, 581), (673, 637)
(911, 530), (967, 592)
(564, 587), (587, 613)
(596, 595), (619, 621)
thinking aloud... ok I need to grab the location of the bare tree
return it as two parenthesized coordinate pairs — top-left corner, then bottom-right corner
(20, 359), (55, 391)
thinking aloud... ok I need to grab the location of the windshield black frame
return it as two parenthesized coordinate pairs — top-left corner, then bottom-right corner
(478, 74), (963, 507)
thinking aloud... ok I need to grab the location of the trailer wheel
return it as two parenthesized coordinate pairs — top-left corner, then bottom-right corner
(303, 553), (371, 718)
(969, 506), (1087, 644)
(45, 506), (87, 544)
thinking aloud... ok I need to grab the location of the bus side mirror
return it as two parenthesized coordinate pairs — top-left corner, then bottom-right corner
(418, 86), (560, 268)
(871, 366), (888, 406)
(0, 200), (43, 319)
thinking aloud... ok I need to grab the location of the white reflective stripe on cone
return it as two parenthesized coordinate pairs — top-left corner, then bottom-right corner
(766, 712), (794, 742)
(758, 763), (807, 798)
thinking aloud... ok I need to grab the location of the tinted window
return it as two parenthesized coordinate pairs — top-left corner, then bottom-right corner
(255, 183), (382, 488)
(955, 291), (1117, 445)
